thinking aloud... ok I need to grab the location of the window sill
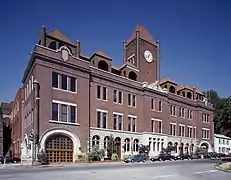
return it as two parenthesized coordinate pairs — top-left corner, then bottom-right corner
(97, 98), (108, 102)
(52, 87), (77, 94)
(49, 120), (80, 126)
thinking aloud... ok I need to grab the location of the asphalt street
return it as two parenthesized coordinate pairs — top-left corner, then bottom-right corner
(0, 160), (230, 180)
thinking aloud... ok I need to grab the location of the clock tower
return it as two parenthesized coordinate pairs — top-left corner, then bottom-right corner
(124, 25), (160, 83)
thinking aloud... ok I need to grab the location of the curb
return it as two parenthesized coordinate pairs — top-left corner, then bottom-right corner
(214, 165), (231, 173)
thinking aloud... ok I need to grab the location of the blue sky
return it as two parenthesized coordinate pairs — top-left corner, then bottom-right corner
(1, 0), (231, 102)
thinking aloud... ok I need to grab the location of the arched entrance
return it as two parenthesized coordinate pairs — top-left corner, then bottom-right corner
(200, 142), (209, 154)
(114, 137), (121, 159)
(45, 134), (73, 163)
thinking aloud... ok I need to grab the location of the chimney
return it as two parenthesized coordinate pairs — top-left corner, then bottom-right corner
(123, 40), (127, 63)
(192, 86), (196, 100)
(40, 26), (46, 46)
(76, 40), (81, 57)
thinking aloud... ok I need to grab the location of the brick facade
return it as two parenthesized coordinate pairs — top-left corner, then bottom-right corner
(18, 25), (214, 163)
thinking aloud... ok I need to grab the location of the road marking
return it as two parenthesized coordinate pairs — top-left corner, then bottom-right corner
(193, 169), (218, 174)
(150, 174), (179, 179)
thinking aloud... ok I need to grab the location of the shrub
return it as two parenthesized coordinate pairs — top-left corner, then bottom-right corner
(88, 145), (105, 161)
(37, 150), (48, 165)
(111, 153), (118, 161)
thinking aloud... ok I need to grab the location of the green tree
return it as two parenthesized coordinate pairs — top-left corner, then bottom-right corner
(107, 135), (115, 159)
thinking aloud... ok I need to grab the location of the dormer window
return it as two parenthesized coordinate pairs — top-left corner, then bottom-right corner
(169, 86), (176, 94)
(98, 60), (109, 71)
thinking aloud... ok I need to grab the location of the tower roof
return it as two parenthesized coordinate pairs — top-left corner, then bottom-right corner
(127, 25), (156, 45)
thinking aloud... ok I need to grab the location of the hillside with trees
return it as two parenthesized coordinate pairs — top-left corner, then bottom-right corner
(206, 90), (231, 137)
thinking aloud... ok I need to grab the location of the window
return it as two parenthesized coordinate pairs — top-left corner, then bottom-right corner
(124, 138), (130, 152)
(52, 72), (59, 88)
(102, 112), (107, 129)
(170, 123), (176, 136)
(61, 75), (68, 90)
(113, 113), (123, 130)
(128, 94), (136, 107)
(187, 126), (193, 138)
(103, 87), (107, 100)
(193, 127), (196, 138)
(202, 113), (209, 123)
(158, 101), (162, 111)
(113, 90), (123, 104)
(151, 98), (154, 110)
(151, 119), (162, 134)
(202, 128), (209, 139)
(61, 104), (68, 122)
(133, 139), (139, 152)
(187, 109), (193, 119)
(52, 103), (58, 121)
(70, 106), (76, 123)
(128, 116), (136, 132)
(179, 125), (185, 137)
(179, 107), (185, 118)
(97, 86), (101, 99)
(97, 85), (107, 100)
(51, 101), (77, 124)
(97, 111), (101, 128)
(96, 110), (108, 129)
(170, 105), (176, 116)
(70, 77), (76, 92)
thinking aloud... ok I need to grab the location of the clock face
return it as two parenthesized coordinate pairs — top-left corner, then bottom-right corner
(144, 50), (153, 63)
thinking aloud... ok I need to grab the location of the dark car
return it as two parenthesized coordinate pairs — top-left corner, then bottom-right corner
(176, 154), (192, 160)
(150, 153), (176, 162)
(124, 154), (147, 163)
(0, 156), (13, 164)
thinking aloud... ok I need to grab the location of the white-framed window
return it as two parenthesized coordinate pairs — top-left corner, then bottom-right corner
(51, 100), (77, 124)
(179, 124), (185, 137)
(151, 118), (162, 134)
(187, 126), (193, 138)
(170, 105), (176, 116)
(113, 89), (123, 104)
(52, 71), (77, 93)
(170, 123), (176, 136)
(202, 128), (210, 139)
(113, 112), (123, 131)
(202, 113), (209, 123)
(97, 85), (107, 101)
(128, 93), (136, 107)
(128, 115), (137, 132)
(96, 109), (108, 129)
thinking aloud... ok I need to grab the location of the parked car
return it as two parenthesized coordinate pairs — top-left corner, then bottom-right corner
(0, 156), (13, 164)
(124, 154), (147, 163)
(150, 153), (176, 162)
(176, 154), (192, 160)
(191, 153), (201, 159)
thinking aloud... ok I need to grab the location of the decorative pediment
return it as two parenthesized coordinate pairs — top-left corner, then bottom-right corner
(142, 81), (168, 93)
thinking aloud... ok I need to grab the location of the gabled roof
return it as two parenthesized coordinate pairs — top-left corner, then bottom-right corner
(159, 78), (177, 85)
(47, 29), (71, 43)
(127, 25), (156, 45)
(92, 50), (112, 59)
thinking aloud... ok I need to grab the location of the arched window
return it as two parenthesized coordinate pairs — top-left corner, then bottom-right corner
(128, 71), (137, 81)
(187, 92), (192, 99)
(92, 135), (100, 148)
(124, 138), (130, 152)
(98, 60), (109, 71)
(182, 91), (185, 97)
(133, 139), (139, 152)
(169, 86), (176, 93)
(48, 41), (56, 50)
(104, 136), (109, 150)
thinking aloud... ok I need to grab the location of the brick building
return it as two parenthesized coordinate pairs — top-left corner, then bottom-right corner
(0, 102), (13, 159)
(19, 25), (214, 163)
(11, 88), (23, 159)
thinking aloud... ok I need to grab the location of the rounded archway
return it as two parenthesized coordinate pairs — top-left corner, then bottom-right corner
(128, 71), (137, 81)
(114, 137), (121, 159)
(45, 134), (73, 163)
(187, 92), (192, 99)
(98, 60), (109, 71)
(169, 86), (176, 93)
(199, 141), (210, 153)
